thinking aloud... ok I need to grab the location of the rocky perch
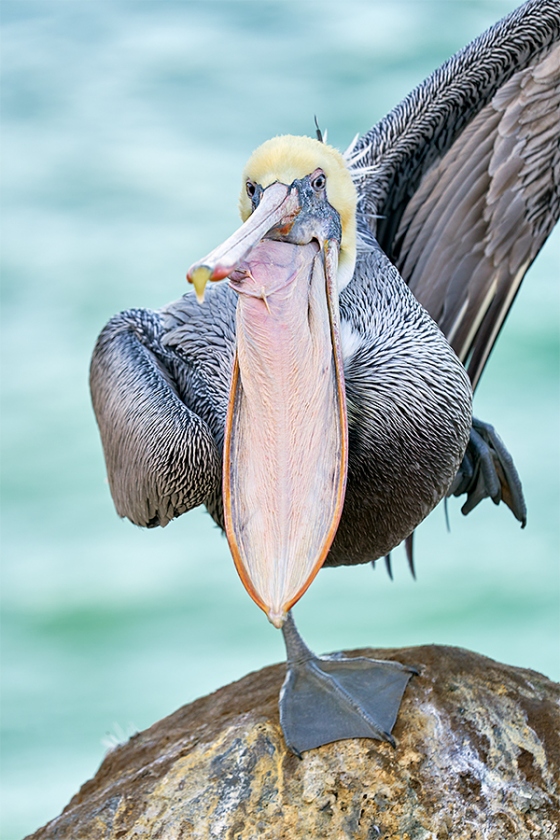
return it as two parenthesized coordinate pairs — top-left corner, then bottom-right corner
(28, 645), (558, 840)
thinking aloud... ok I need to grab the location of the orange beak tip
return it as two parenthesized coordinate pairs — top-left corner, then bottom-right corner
(187, 265), (213, 304)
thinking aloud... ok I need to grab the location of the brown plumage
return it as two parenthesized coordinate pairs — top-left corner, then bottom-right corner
(91, 0), (559, 573)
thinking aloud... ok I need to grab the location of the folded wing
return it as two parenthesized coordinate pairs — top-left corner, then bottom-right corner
(90, 307), (221, 528)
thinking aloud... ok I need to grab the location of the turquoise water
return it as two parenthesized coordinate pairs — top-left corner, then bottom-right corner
(1, 1), (558, 837)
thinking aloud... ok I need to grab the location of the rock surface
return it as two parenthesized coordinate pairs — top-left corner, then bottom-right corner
(27, 645), (559, 840)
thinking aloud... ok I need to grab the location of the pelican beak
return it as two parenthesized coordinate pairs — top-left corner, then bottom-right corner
(188, 182), (348, 629)
(187, 182), (299, 302)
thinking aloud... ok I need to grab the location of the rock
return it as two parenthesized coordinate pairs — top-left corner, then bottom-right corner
(27, 645), (559, 840)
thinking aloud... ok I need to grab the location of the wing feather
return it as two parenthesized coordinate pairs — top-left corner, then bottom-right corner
(90, 308), (221, 527)
(351, 0), (560, 388)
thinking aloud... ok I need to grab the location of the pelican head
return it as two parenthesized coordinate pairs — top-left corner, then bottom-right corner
(239, 135), (357, 289)
(188, 135), (357, 300)
(187, 135), (357, 627)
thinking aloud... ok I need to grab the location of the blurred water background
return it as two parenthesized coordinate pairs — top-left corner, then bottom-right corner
(1, 1), (558, 837)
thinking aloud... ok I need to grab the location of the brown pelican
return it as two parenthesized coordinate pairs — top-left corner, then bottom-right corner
(90, 0), (560, 755)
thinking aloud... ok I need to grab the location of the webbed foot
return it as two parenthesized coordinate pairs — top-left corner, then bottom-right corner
(279, 613), (416, 755)
(449, 416), (526, 526)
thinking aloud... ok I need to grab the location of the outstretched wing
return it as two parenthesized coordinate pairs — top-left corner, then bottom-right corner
(90, 307), (221, 528)
(352, 0), (559, 388)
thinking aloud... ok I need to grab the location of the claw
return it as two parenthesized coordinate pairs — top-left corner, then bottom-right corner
(470, 427), (501, 502)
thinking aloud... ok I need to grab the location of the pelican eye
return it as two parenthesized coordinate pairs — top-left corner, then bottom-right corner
(311, 173), (326, 192)
(246, 180), (256, 198)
